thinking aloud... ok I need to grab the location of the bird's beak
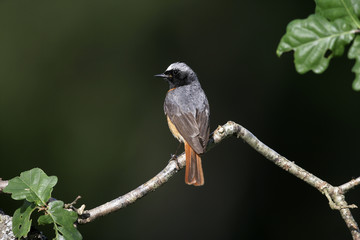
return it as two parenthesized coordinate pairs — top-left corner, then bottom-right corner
(154, 73), (170, 78)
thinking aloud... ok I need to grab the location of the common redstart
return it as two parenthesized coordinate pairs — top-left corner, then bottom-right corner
(155, 62), (210, 186)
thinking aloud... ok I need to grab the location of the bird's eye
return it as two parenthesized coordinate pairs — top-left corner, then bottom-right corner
(173, 69), (179, 75)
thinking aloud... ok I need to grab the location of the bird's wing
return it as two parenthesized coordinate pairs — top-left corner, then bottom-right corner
(164, 97), (210, 154)
(196, 105), (210, 151)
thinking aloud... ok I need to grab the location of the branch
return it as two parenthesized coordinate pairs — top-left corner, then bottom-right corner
(77, 121), (360, 240)
(78, 155), (186, 223)
(2, 121), (360, 239)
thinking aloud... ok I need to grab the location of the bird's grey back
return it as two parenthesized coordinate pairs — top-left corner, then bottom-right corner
(164, 81), (209, 116)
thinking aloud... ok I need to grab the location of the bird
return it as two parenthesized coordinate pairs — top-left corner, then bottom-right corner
(155, 62), (210, 186)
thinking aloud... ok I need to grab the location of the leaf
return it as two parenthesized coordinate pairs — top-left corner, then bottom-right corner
(3, 168), (58, 206)
(277, 14), (355, 74)
(38, 200), (82, 240)
(12, 201), (36, 239)
(352, 0), (360, 17)
(348, 35), (360, 90)
(315, 0), (360, 27)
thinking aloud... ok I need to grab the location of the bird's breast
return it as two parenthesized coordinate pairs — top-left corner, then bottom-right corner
(166, 116), (184, 142)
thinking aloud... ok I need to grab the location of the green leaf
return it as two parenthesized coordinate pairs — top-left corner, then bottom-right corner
(12, 201), (36, 239)
(348, 35), (360, 90)
(3, 168), (58, 206)
(352, 0), (360, 17)
(37, 213), (53, 225)
(38, 200), (82, 240)
(277, 14), (355, 74)
(315, 0), (360, 28)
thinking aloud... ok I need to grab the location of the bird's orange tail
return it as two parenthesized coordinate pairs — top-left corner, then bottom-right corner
(185, 142), (204, 186)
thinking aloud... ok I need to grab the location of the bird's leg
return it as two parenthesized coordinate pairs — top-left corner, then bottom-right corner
(169, 142), (182, 170)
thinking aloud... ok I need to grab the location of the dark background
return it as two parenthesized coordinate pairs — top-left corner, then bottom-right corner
(1, 0), (360, 239)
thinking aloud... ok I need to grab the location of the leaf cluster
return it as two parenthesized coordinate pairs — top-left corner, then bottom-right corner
(277, 0), (360, 90)
(3, 168), (82, 240)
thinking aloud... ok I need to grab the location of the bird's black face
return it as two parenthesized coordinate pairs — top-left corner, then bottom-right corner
(155, 62), (197, 89)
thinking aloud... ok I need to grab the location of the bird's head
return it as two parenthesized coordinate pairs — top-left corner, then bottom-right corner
(155, 62), (197, 88)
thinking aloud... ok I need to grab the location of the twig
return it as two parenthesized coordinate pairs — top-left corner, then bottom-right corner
(339, 177), (360, 194)
(328, 187), (360, 240)
(65, 195), (82, 209)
